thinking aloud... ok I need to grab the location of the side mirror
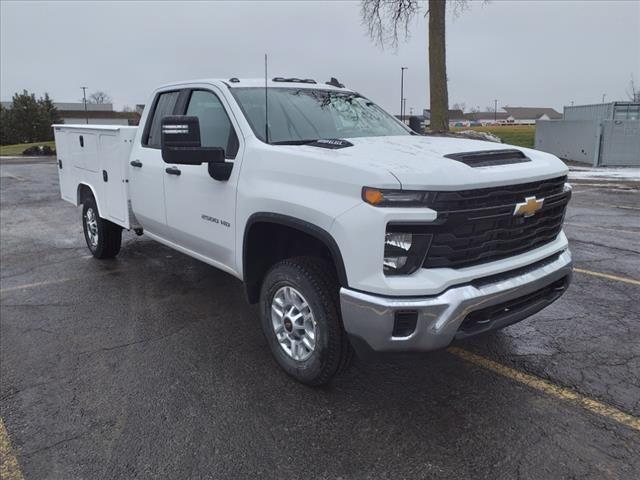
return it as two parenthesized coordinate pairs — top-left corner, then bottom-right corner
(161, 116), (225, 165)
(408, 116), (423, 134)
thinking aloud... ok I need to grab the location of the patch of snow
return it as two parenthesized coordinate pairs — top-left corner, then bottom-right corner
(568, 167), (640, 182)
(455, 130), (502, 143)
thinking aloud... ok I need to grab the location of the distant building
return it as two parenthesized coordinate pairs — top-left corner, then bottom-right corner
(502, 107), (562, 125)
(465, 111), (510, 125)
(0, 101), (140, 126)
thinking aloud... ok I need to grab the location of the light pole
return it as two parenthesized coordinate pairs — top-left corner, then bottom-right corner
(403, 98), (407, 122)
(400, 67), (407, 119)
(494, 99), (498, 122)
(81, 86), (88, 124)
(601, 93), (606, 104)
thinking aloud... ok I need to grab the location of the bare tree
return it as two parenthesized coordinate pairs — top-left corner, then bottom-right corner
(361, 0), (468, 132)
(452, 102), (466, 112)
(485, 105), (496, 112)
(627, 74), (640, 102)
(87, 91), (113, 104)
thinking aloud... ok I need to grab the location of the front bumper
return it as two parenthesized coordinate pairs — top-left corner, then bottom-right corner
(340, 249), (572, 356)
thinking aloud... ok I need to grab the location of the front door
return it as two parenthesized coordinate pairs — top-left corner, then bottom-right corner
(163, 88), (242, 273)
(129, 90), (181, 238)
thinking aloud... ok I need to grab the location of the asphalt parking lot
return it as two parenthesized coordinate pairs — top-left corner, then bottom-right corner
(1, 158), (639, 479)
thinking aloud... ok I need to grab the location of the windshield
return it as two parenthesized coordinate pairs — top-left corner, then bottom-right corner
(231, 87), (410, 144)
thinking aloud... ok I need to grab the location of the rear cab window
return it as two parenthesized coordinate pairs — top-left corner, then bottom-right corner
(144, 91), (180, 148)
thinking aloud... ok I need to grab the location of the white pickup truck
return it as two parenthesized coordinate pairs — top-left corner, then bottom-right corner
(54, 77), (572, 385)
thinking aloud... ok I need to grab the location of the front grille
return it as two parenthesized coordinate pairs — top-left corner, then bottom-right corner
(431, 175), (566, 211)
(421, 176), (570, 269)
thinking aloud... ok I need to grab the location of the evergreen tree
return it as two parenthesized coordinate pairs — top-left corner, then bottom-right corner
(0, 104), (16, 145)
(9, 90), (40, 143)
(0, 90), (61, 144)
(36, 92), (60, 141)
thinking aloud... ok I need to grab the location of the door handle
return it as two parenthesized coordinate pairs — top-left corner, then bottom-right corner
(130, 160), (143, 168)
(165, 167), (181, 176)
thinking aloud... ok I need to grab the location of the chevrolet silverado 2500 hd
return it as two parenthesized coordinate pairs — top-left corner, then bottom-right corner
(54, 77), (572, 385)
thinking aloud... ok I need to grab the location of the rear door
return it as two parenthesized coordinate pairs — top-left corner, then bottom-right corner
(163, 87), (242, 272)
(129, 90), (182, 238)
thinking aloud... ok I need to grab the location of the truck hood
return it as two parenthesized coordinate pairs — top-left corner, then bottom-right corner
(297, 135), (568, 190)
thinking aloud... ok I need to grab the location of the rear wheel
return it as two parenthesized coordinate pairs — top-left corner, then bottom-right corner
(260, 257), (353, 386)
(82, 197), (122, 259)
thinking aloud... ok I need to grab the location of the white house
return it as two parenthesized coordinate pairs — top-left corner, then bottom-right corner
(503, 107), (562, 125)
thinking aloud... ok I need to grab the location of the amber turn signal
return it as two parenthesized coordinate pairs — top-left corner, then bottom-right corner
(363, 188), (384, 205)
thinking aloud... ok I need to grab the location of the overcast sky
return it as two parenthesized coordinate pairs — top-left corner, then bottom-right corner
(1, 0), (638, 114)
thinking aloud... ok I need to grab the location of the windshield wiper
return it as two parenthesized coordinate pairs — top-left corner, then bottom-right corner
(270, 139), (319, 145)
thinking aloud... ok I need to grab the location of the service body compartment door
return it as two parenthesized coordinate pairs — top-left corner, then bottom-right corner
(72, 132), (99, 172)
(98, 133), (127, 223)
(53, 129), (77, 203)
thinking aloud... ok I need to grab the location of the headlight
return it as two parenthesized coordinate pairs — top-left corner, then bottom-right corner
(384, 230), (432, 275)
(363, 187), (435, 207)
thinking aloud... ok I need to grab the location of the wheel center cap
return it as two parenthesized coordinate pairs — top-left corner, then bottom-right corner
(283, 317), (293, 332)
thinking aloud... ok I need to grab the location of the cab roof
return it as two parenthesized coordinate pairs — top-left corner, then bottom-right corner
(157, 78), (353, 93)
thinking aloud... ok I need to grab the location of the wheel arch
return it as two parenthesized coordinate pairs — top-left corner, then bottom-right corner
(242, 213), (348, 303)
(76, 183), (102, 214)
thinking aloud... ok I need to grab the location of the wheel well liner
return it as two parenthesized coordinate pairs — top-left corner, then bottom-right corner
(77, 183), (97, 207)
(243, 213), (348, 303)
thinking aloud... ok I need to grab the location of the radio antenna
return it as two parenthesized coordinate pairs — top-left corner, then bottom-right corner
(264, 53), (269, 144)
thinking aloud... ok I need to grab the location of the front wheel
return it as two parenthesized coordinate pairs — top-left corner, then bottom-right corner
(260, 257), (353, 386)
(82, 197), (122, 259)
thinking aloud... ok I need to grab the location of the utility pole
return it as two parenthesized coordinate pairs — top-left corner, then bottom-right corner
(81, 86), (88, 124)
(494, 99), (497, 122)
(400, 67), (407, 119)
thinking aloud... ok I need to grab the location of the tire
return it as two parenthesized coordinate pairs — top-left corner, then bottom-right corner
(82, 197), (122, 259)
(260, 257), (353, 386)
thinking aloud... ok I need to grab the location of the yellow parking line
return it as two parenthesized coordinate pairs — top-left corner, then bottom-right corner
(564, 222), (639, 235)
(447, 347), (640, 431)
(0, 277), (74, 293)
(574, 268), (640, 286)
(613, 205), (640, 211)
(0, 418), (24, 480)
(448, 347), (640, 432)
(0, 269), (128, 294)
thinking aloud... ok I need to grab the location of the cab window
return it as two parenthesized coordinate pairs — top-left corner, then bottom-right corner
(145, 91), (180, 148)
(186, 90), (239, 159)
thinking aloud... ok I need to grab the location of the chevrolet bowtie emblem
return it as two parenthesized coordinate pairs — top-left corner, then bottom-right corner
(514, 196), (544, 217)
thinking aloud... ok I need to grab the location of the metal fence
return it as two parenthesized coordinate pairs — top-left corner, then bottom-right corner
(600, 120), (640, 166)
(535, 119), (640, 167)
